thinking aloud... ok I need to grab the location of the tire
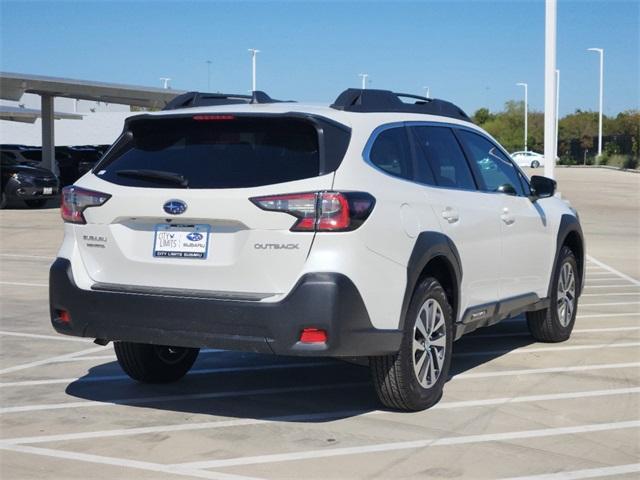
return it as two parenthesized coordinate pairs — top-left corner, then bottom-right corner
(531, 160), (540, 168)
(114, 342), (199, 383)
(527, 246), (579, 342)
(370, 277), (454, 411)
(25, 199), (47, 208)
(0, 191), (7, 209)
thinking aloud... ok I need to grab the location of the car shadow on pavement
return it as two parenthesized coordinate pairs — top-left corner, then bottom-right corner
(65, 316), (535, 420)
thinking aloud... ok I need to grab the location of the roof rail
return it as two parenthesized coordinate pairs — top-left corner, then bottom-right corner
(330, 88), (470, 121)
(163, 90), (292, 110)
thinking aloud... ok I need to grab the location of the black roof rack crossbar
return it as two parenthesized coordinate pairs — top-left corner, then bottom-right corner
(330, 88), (470, 121)
(163, 90), (293, 110)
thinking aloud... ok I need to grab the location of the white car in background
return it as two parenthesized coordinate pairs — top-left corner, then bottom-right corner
(512, 150), (545, 168)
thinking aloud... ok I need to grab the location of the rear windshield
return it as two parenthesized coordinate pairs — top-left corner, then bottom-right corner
(96, 116), (323, 189)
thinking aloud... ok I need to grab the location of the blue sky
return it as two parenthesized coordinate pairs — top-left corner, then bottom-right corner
(1, 0), (638, 116)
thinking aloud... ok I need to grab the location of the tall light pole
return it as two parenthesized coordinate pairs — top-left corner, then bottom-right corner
(206, 60), (212, 91)
(423, 86), (430, 98)
(588, 48), (604, 157)
(544, 0), (557, 179)
(555, 69), (560, 160)
(159, 77), (171, 89)
(248, 49), (260, 91)
(358, 73), (369, 90)
(516, 83), (528, 152)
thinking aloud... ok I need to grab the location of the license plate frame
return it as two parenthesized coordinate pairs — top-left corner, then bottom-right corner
(153, 223), (210, 259)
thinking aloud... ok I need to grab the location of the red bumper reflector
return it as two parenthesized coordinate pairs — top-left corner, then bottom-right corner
(299, 328), (327, 344)
(57, 310), (71, 324)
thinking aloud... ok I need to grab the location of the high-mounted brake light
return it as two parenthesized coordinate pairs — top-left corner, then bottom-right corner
(192, 115), (236, 121)
(250, 191), (375, 232)
(61, 186), (111, 224)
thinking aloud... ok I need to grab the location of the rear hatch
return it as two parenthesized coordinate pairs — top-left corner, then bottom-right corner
(74, 113), (350, 298)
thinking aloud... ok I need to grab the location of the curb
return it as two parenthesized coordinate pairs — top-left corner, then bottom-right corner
(555, 165), (640, 174)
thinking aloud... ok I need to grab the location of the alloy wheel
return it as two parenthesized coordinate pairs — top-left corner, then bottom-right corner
(412, 298), (447, 388)
(556, 262), (576, 327)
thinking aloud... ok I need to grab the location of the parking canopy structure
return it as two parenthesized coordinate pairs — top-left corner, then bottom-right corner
(0, 72), (185, 174)
(0, 105), (83, 123)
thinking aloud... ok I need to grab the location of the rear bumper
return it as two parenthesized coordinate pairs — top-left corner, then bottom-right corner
(49, 258), (401, 357)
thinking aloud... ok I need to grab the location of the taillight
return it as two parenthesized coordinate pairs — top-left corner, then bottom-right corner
(61, 186), (111, 224)
(250, 191), (375, 232)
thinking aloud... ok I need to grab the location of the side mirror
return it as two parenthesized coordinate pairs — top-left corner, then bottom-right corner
(529, 175), (556, 201)
(497, 183), (517, 195)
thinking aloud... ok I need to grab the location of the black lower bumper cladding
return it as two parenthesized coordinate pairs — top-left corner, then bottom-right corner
(49, 258), (401, 357)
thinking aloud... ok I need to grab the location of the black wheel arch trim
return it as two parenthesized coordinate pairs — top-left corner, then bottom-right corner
(550, 214), (585, 298)
(400, 231), (462, 330)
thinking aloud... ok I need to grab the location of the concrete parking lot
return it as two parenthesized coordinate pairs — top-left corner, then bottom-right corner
(0, 167), (638, 480)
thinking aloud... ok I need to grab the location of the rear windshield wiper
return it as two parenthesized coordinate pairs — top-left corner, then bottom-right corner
(116, 169), (188, 187)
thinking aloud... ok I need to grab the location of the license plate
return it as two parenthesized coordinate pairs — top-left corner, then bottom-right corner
(43, 187), (53, 195)
(153, 224), (210, 259)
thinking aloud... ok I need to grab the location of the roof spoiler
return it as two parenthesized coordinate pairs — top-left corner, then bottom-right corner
(163, 90), (294, 110)
(330, 88), (470, 121)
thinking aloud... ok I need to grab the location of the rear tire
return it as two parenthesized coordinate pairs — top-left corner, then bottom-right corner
(527, 246), (579, 342)
(0, 191), (7, 209)
(25, 199), (47, 208)
(114, 342), (199, 383)
(370, 277), (453, 411)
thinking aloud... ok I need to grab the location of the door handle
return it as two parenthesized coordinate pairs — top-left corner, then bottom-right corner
(442, 207), (460, 224)
(501, 208), (515, 225)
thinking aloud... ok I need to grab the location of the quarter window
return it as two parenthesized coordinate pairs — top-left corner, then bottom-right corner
(411, 126), (476, 190)
(457, 130), (525, 196)
(369, 127), (413, 181)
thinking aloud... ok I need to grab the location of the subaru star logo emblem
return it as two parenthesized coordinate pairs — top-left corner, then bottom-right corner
(186, 232), (203, 241)
(163, 199), (187, 215)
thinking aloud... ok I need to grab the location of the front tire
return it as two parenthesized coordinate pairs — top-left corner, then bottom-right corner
(370, 277), (453, 411)
(527, 246), (579, 342)
(114, 342), (199, 383)
(531, 160), (540, 168)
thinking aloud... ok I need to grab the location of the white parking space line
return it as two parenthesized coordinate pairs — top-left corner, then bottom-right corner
(579, 301), (640, 307)
(0, 330), (92, 344)
(0, 382), (370, 414)
(454, 342), (640, 358)
(0, 253), (53, 260)
(584, 285), (640, 289)
(0, 444), (263, 480)
(471, 327), (640, 339)
(0, 346), (108, 375)
(0, 361), (340, 388)
(455, 362), (640, 379)
(576, 313), (638, 319)
(172, 420), (640, 470)
(502, 463), (640, 480)
(582, 292), (640, 297)
(2, 387), (638, 445)
(587, 255), (640, 286)
(0, 281), (48, 288)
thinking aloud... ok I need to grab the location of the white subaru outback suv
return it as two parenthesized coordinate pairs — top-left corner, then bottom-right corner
(50, 88), (584, 411)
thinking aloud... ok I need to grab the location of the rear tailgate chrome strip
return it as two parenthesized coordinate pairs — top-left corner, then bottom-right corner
(91, 282), (274, 302)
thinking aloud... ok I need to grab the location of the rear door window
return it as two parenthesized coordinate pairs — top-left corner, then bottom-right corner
(411, 126), (476, 190)
(97, 116), (327, 189)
